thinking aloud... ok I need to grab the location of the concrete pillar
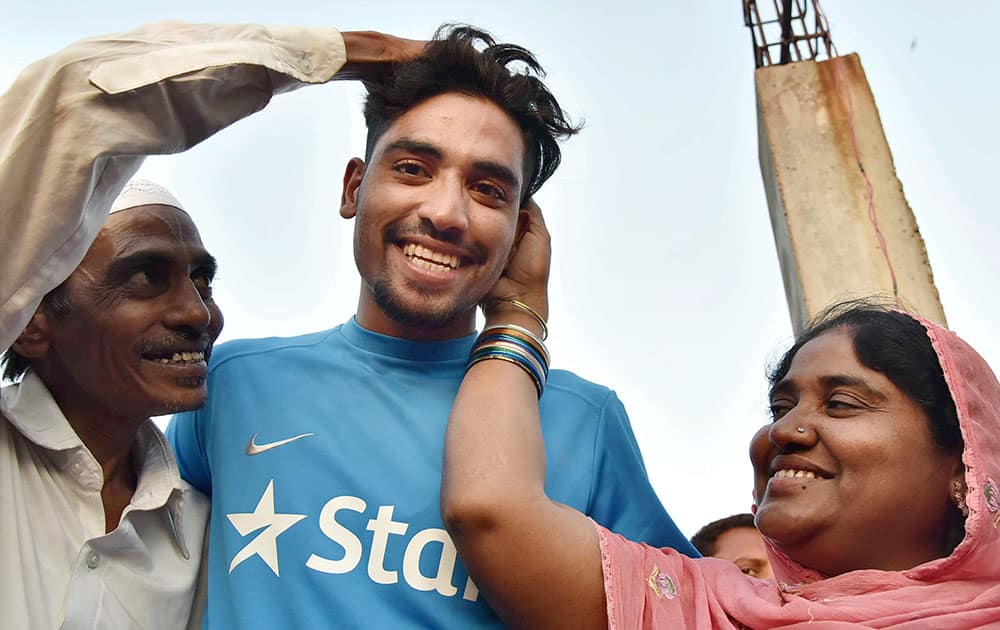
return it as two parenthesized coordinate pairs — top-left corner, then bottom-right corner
(755, 53), (946, 333)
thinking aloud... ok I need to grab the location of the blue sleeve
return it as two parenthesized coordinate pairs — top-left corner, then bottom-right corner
(586, 391), (700, 558)
(165, 409), (212, 495)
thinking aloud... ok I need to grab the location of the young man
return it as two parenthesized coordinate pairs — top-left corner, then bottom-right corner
(0, 179), (221, 629)
(166, 26), (698, 628)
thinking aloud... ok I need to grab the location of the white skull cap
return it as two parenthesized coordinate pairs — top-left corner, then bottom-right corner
(109, 177), (186, 214)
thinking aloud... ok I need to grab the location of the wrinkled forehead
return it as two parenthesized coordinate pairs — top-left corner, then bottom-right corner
(101, 204), (203, 250)
(77, 204), (208, 274)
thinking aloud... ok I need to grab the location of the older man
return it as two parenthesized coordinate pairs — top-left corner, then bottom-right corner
(0, 179), (221, 628)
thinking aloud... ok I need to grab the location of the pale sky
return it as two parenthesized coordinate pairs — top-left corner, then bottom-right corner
(3, 1), (998, 537)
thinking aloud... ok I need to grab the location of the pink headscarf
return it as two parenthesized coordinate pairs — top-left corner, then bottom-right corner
(597, 316), (1000, 629)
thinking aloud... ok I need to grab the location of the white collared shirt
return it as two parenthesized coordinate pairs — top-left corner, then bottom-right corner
(0, 372), (209, 629)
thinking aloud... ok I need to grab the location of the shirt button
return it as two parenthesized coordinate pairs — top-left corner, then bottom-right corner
(86, 552), (100, 569)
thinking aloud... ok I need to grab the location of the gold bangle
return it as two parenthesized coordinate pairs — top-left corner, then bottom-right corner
(482, 298), (548, 340)
(480, 324), (550, 366)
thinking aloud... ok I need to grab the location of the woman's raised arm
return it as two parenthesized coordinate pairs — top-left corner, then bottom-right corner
(441, 200), (608, 629)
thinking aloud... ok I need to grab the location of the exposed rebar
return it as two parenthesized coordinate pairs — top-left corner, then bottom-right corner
(743, 0), (836, 68)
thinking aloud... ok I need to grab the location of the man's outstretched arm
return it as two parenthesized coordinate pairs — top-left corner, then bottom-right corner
(0, 22), (422, 351)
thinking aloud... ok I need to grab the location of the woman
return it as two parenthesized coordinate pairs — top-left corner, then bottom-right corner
(442, 204), (1000, 628)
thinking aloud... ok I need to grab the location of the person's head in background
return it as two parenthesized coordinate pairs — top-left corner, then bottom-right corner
(691, 513), (774, 579)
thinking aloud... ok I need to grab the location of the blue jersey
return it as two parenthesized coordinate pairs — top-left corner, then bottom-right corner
(167, 318), (697, 628)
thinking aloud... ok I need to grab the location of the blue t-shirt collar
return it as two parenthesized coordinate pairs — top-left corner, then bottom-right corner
(340, 316), (476, 362)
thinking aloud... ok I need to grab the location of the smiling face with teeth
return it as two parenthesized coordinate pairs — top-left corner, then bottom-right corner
(19, 204), (223, 430)
(340, 92), (526, 340)
(749, 328), (964, 576)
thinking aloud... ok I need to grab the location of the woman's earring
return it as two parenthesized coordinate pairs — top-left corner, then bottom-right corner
(952, 478), (970, 518)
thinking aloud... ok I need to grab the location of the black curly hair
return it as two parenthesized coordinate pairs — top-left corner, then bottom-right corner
(362, 24), (580, 203)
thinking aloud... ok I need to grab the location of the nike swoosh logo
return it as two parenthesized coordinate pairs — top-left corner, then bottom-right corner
(245, 432), (315, 455)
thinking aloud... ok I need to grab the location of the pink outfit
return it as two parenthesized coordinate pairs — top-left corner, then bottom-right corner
(598, 317), (1000, 629)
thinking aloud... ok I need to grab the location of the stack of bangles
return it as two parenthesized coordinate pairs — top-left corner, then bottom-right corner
(467, 322), (550, 399)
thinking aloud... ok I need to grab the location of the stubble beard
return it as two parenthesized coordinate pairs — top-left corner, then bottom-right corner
(356, 207), (501, 335)
(370, 274), (480, 332)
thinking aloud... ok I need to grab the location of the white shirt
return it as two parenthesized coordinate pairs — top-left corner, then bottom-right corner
(0, 21), (347, 351)
(0, 372), (209, 629)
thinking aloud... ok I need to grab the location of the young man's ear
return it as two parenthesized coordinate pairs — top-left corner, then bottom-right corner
(340, 158), (366, 219)
(506, 205), (531, 265)
(11, 309), (53, 361)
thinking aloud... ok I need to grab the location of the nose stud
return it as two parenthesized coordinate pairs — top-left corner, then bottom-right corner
(796, 426), (807, 434)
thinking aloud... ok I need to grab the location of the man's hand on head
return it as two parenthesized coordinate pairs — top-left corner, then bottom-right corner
(481, 199), (551, 334)
(338, 31), (427, 82)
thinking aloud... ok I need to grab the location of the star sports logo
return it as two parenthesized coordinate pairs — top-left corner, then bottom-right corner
(226, 479), (482, 601)
(227, 480), (306, 576)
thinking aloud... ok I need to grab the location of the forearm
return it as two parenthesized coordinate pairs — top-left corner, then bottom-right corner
(443, 352), (548, 524)
(442, 311), (605, 629)
(0, 21), (346, 350)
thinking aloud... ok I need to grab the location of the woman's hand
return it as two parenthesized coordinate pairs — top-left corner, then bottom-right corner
(482, 199), (551, 334)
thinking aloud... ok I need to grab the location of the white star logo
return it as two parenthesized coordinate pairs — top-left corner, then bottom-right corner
(227, 479), (306, 576)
